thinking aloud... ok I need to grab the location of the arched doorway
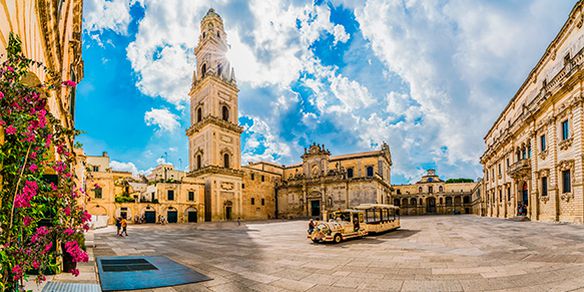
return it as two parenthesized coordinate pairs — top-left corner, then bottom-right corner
(167, 207), (178, 223)
(426, 197), (436, 214)
(225, 201), (233, 220)
(186, 207), (198, 223)
(518, 182), (528, 216)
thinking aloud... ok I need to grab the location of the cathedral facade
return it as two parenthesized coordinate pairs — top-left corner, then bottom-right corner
(186, 9), (393, 221)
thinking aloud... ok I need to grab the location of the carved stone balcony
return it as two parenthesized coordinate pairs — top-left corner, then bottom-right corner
(507, 159), (531, 180)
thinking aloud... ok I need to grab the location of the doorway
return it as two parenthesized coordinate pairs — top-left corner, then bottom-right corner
(310, 200), (321, 219)
(426, 197), (436, 214)
(225, 206), (232, 220)
(167, 210), (178, 223)
(187, 211), (198, 223)
(144, 211), (156, 223)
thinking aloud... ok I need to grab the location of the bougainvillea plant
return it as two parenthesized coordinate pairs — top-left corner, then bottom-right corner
(0, 34), (89, 290)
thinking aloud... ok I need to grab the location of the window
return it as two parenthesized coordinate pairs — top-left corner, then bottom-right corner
(197, 107), (202, 123)
(394, 199), (400, 206)
(251, 198), (255, 205)
(397, 190), (401, 195)
(506, 158), (510, 167)
(202, 63), (207, 78)
(196, 155), (202, 169)
(562, 120), (569, 140)
(428, 186), (433, 193)
(564, 52), (571, 65)
(562, 170), (571, 193)
(541, 177), (548, 197)
(242, 183), (245, 189)
(94, 187), (102, 199)
(528, 145), (531, 158)
(223, 153), (230, 168)
(167, 190), (175, 201)
(463, 196), (470, 204)
(498, 164), (501, 176)
(92, 165), (99, 172)
(366, 166), (374, 177)
(217, 64), (223, 76)
(507, 187), (511, 201)
(446, 197), (452, 206)
(261, 175), (265, 182)
(418, 187), (422, 193)
(439, 186), (443, 192)
(222, 106), (229, 121)
(499, 190), (502, 202)
(540, 135), (546, 151)
(261, 198), (265, 206)
(188, 191), (195, 201)
(251, 173), (255, 180)
(347, 168), (354, 178)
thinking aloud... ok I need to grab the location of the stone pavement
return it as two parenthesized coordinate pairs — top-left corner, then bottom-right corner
(89, 216), (584, 291)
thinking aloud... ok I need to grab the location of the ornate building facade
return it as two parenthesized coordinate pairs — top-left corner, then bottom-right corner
(84, 152), (205, 225)
(392, 170), (476, 215)
(481, 1), (584, 224)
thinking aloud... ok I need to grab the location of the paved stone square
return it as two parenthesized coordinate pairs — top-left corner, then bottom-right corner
(92, 216), (584, 291)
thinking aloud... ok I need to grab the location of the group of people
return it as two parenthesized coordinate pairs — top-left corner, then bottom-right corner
(115, 217), (128, 237)
(517, 202), (527, 216)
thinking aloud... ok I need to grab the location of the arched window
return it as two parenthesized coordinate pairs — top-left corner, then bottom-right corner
(419, 198), (422, 205)
(197, 107), (202, 123)
(393, 199), (400, 206)
(203, 32), (206, 38)
(196, 155), (202, 169)
(223, 153), (230, 168)
(439, 186), (443, 192)
(410, 198), (417, 206)
(217, 64), (223, 76)
(217, 31), (220, 38)
(446, 197), (453, 206)
(418, 186), (422, 193)
(222, 106), (229, 121)
(202, 64), (207, 78)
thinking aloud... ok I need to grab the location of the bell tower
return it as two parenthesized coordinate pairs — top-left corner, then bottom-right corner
(187, 8), (243, 222)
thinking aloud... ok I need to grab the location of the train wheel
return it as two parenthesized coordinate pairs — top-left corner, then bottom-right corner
(334, 234), (342, 243)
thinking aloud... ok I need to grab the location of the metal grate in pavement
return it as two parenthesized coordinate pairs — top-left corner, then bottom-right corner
(100, 258), (158, 272)
(42, 282), (101, 292)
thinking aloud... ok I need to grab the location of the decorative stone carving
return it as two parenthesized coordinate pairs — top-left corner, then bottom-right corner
(561, 192), (574, 202)
(538, 149), (548, 160)
(537, 168), (550, 179)
(559, 137), (573, 150)
(540, 196), (550, 203)
(221, 182), (234, 190)
(557, 159), (575, 171)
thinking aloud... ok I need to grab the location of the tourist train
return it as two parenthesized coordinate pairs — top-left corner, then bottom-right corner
(308, 204), (400, 243)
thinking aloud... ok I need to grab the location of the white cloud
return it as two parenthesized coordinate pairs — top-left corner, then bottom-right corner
(332, 24), (350, 45)
(241, 115), (293, 164)
(83, 0), (139, 35)
(144, 108), (180, 132)
(110, 160), (139, 175)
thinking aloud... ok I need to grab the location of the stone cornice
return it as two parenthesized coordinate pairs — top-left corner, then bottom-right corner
(187, 165), (244, 178)
(186, 116), (244, 136)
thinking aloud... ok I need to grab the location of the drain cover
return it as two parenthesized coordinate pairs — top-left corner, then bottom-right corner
(100, 258), (158, 272)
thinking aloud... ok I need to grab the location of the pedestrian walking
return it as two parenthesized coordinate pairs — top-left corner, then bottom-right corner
(121, 218), (128, 236)
(237, 217), (241, 226)
(115, 217), (122, 236)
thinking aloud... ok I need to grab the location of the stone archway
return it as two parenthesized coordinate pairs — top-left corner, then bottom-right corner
(426, 197), (436, 214)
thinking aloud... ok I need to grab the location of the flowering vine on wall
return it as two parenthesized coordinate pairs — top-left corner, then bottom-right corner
(0, 34), (89, 290)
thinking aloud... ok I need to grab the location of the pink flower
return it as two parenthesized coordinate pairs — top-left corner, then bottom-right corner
(32, 261), (40, 269)
(5, 125), (16, 135)
(45, 134), (52, 148)
(30, 151), (37, 159)
(23, 216), (33, 226)
(50, 182), (57, 191)
(81, 210), (92, 223)
(70, 268), (79, 277)
(53, 161), (67, 174)
(43, 242), (53, 253)
(64, 206), (71, 216)
(0, 91), (4, 99)
(32, 226), (49, 243)
(6, 66), (14, 72)
(11, 265), (22, 280)
(62, 80), (77, 87)
(64, 228), (75, 236)
(29, 163), (38, 172)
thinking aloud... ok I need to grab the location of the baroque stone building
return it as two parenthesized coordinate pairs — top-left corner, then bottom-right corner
(481, 1), (584, 224)
(186, 9), (393, 221)
(392, 170), (476, 215)
(84, 152), (205, 225)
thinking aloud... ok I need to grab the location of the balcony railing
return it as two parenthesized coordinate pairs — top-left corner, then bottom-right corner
(507, 159), (531, 179)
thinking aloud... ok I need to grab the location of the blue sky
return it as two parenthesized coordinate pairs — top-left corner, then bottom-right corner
(79, 0), (577, 184)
